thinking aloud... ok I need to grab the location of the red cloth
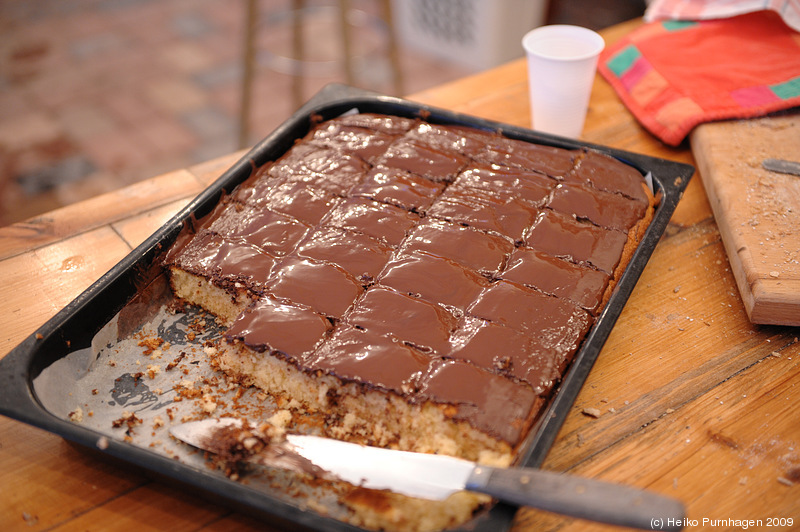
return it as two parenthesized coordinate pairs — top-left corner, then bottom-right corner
(598, 10), (800, 146)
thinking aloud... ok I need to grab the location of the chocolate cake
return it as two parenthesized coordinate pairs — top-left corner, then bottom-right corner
(164, 112), (655, 468)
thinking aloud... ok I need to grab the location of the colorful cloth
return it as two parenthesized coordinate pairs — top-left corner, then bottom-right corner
(645, 0), (800, 32)
(598, 10), (800, 146)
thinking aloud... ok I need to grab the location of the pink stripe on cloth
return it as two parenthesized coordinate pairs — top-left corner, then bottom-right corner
(731, 85), (782, 107)
(620, 57), (651, 91)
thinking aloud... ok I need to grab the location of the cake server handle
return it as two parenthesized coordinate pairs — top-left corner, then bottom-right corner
(466, 465), (685, 531)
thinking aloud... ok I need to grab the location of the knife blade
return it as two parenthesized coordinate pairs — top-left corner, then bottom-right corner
(171, 418), (685, 530)
(762, 158), (800, 177)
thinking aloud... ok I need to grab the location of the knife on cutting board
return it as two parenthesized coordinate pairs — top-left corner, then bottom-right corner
(762, 158), (800, 177)
(171, 418), (685, 530)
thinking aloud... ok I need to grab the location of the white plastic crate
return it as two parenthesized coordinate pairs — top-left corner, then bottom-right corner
(392, 0), (547, 71)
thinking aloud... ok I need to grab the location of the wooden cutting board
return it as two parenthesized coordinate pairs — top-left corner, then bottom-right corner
(691, 111), (800, 326)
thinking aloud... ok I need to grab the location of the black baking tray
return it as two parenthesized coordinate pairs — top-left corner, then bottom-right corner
(0, 84), (693, 531)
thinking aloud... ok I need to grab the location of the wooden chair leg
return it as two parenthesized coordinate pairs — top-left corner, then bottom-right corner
(240, 0), (406, 144)
(291, 0), (305, 109)
(379, 0), (404, 96)
(338, 0), (355, 86)
(238, 0), (258, 149)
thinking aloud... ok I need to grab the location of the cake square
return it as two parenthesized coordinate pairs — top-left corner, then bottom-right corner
(549, 182), (647, 232)
(306, 121), (398, 164)
(377, 137), (469, 182)
(268, 144), (370, 196)
(428, 185), (540, 241)
(378, 252), (489, 311)
(267, 257), (363, 318)
(324, 196), (420, 246)
(349, 164), (446, 213)
(347, 287), (459, 355)
(502, 247), (611, 313)
(454, 164), (554, 208)
(525, 209), (629, 274)
(225, 295), (333, 359)
(447, 319), (549, 388)
(405, 121), (487, 158)
(309, 325), (432, 395)
(418, 359), (538, 445)
(468, 279), (592, 339)
(168, 230), (277, 290)
(231, 165), (284, 207)
(164, 231), (278, 323)
(295, 225), (393, 282)
(204, 203), (311, 257)
(565, 149), (650, 203)
(478, 136), (577, 178)
(400, 219), (513, 274)
(264, 181), (341, 226)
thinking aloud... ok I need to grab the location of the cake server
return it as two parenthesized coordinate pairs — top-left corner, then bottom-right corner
(171, 417), (685, 530)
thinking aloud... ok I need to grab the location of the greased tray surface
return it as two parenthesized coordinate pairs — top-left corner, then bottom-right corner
(0, 84), (694, 531)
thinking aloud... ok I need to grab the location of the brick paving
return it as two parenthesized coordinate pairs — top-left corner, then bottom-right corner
(0, 0), (474, 224)
(0, 0), (642, 225)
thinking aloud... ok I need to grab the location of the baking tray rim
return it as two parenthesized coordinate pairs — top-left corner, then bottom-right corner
(0, 83), (694, 532)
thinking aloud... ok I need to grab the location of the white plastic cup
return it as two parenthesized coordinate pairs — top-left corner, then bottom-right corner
(522, 25), (605, 138)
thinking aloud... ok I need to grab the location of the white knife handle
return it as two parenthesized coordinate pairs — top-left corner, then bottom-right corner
(465, 466), (685, 531)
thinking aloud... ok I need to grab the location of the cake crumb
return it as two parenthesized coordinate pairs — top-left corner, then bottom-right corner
(112, 411), (143, 432)
(306, 499), (329, 516)
(582, 407), (602, 418)
(268, 409), (293, 429)
(201, 393), (218, 413)
(68, 407), (84, 423)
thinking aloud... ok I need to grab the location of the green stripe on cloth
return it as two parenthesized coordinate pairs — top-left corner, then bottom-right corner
(771, 76), (800, 100)
(663, 20), (697, 32)
(606, 45), (641, 77)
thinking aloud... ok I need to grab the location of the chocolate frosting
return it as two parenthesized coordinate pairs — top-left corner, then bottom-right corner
(166, 113), (651, 445)
(225, 295), (332, 358)
(549, 182), (647, 232)
(350, 165), (445, 212)
(525, 209), (629, 274)
(400, 219), (513, 274)
(347, 286), (459, 354)
(502, 247), (610, 313)
(378, 252), (490, 312)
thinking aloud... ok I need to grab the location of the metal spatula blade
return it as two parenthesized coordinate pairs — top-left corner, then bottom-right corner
(171, 418), (685, 530)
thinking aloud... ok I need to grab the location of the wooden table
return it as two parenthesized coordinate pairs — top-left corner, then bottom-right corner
(2, 19), (798, 532)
